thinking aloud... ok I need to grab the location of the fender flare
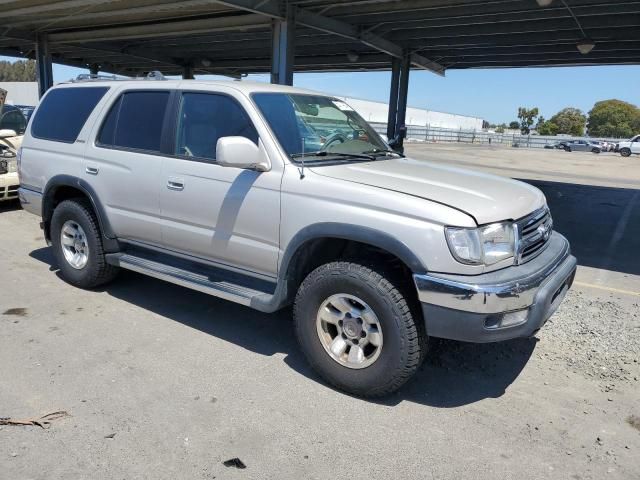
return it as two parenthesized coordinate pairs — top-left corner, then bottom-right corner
(42, 174), (119, 251)
(279, 222), (427, 277)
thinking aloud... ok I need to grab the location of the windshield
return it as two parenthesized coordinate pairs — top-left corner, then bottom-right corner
(252, 93), (390, 160)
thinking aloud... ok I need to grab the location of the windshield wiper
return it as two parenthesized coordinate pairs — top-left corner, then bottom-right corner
(291, 151), (376, 161)
(362, 148), (404, 158)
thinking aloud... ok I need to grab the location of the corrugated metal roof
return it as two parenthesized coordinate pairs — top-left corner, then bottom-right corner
(0, 1), (638, 77)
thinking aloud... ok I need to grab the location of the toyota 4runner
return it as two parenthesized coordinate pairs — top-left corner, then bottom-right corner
(18, 78), (576, 397)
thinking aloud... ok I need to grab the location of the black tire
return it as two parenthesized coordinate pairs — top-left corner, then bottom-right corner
(592, 148), (600, 154)
(564, 146), (572, 152)
(50, 198), (119, 288)
(620, 148), (631, 157)
(294, 261), (424, 397)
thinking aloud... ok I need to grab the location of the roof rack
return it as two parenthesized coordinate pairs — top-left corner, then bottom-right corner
(71, 70), (167, 83)
(72, 73), (119, 82)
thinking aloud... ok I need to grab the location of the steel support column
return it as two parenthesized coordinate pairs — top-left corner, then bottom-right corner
(270, 6), (295, 85)
(386, 57), (401, 140)
(35, 33), (53, 97)
(182, 63), (194, 79)
(387, 53), (410, 152)
(395, 53), (411, 151)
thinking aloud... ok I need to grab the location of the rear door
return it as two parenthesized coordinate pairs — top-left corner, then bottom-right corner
(159, 88), (281, 279)
(84, 87), (172, 245)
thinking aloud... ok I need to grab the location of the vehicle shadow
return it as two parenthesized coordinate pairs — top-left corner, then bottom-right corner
(30, 246), (536, 408)
(0, 198), (21, 213)
(516, 179), (640, 276)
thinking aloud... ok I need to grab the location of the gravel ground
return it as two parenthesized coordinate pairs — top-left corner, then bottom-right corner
(543, 291), (640, 386)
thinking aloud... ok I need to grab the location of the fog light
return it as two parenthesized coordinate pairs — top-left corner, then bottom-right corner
(484, 309), (529, 330)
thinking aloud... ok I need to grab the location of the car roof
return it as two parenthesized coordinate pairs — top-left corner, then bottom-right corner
(54, 78), (327, 97)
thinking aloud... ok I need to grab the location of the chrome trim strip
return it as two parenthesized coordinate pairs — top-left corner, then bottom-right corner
(414, 234), (574, 314)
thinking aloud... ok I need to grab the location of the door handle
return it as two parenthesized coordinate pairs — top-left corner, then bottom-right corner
(167, 180), (184, 191)
(86, 166), (99, 175)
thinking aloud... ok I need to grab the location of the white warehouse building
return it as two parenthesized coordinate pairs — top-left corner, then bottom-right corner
(336, 95), (485, 130)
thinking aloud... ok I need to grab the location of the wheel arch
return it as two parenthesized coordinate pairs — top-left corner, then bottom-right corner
(42, 175), (119, 252)
(274, 223), (426, 308)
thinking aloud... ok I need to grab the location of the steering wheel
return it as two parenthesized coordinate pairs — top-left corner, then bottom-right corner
(321, 132), (347, 151)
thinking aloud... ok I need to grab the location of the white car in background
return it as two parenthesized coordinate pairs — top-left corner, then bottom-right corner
(616, 135), (640, 157)
(0, 104), (28, 202)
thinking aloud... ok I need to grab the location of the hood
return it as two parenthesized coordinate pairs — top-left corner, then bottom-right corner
(309, 156), (545, 225)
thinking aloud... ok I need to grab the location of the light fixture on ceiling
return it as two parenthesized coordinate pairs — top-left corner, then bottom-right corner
(536, 0), (554, 6)
(346, 51), (359, 62)
(576, 38), (595, 54)
(201, 58), (212, 67)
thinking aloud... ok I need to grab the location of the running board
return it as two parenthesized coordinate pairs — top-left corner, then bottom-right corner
(105, 253), (274, 307)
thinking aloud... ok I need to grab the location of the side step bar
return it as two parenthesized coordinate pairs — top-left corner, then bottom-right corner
(105, 253), (274, 307)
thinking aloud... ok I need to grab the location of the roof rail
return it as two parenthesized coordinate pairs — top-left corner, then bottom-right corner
(72, 73), (119, 82)
(71, 71), (167, 83)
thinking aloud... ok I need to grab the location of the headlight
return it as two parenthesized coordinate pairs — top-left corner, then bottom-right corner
(445, 222), (515, 266)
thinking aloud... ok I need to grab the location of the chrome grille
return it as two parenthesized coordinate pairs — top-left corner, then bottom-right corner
(515, 207), (553, 264)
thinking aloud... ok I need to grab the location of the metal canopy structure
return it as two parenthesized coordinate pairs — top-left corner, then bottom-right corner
(1, 0), (639, 148)
(1, 0), (638, 78)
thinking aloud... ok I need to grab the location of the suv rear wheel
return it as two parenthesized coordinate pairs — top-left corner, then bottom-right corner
(294, 261), (424, 397)
(51, 199), (119, 288)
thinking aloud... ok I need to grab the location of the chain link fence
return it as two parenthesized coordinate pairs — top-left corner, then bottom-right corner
(368, 122), (622, 149)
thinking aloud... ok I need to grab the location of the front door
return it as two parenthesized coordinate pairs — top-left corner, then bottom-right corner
(160, 91), (281, 279)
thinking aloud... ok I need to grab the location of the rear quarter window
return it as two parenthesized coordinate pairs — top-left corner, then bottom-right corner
(31, 87), (109, 143)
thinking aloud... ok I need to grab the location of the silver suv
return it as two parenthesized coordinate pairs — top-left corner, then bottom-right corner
(18, 78), (576, 397)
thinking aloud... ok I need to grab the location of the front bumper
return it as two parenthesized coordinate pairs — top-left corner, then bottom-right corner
(0, 172), (19, 201)
(414, 232), (576, 342)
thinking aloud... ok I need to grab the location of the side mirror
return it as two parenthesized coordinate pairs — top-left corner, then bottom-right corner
(0, 129), (17, 139)
(216, 136), (271, 172)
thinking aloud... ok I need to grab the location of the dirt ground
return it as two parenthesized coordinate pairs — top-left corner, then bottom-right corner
(1, 144), (639, 480)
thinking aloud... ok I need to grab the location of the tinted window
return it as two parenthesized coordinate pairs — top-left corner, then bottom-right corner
(98, 91), (169, 152)
(175, 93), (257, 160)
(0, 110), (26, 134)
(31, 87), (108, 142)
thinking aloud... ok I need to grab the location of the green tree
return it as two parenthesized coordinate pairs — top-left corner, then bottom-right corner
(0, 60), (37, 81)
(537, 121), (559, 136)
(587, 99), (640, 138)
(508, 121), (520, 130)
(550, 107), (586, 136)
(517, 107), (539, 134)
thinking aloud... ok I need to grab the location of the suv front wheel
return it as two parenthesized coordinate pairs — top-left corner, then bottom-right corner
(50, 199), (119, 288)
(620, 148), (632, 157)
(294, 261), (424, 397)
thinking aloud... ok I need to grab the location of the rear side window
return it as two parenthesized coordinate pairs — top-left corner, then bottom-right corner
(31, 87), (108, 143)
(97, 90), (170, 152)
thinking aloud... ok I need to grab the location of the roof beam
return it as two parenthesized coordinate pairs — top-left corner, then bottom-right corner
(210, 0), (444, 74)
(2, 0), (114, 17)
(48, 14), (270, 42)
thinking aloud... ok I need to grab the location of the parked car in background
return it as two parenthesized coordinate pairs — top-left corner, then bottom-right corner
(563, 140), (601, 153)
(616, 135), (640, 157)
(15, 104), (36, 122)
(0, 104), (27, 201)
(544, 141), (568, 150)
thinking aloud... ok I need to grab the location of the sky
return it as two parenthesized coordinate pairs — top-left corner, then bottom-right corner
(2, 54), (639, 124)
